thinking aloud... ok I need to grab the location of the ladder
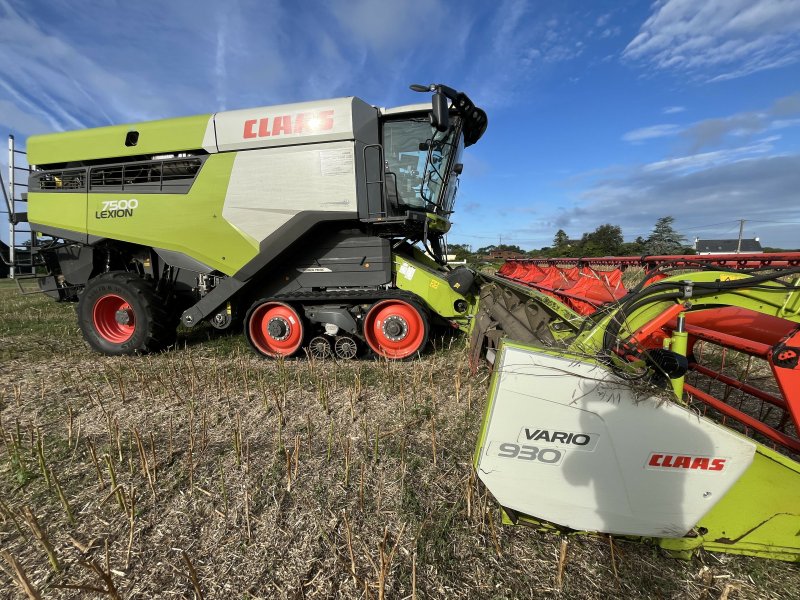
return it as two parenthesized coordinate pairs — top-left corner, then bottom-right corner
(1, 134), (33, 279)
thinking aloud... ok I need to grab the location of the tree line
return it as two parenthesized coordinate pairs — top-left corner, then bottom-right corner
(450, 216), (694, 261)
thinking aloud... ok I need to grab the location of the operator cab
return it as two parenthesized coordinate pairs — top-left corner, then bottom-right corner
(368, 84), (487, 262)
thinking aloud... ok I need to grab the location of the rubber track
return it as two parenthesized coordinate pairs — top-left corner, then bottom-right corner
(247, 288), (431, 334)
(266, 288), (426, 306)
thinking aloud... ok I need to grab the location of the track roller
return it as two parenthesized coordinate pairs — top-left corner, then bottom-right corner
(245, 301), (305, 358)
(363, 299), (429, 359)
(307, 335), (333, 359)
(334, 335), (359, 359)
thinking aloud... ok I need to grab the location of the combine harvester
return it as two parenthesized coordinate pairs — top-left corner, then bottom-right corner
(5, 84), (486, 360)
(4, 85), (798, 560)
(473, 253), (800, 560)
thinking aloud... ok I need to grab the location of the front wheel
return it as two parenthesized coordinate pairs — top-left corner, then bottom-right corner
(363, 299), (429, 359)
(77, 272), (177, 355)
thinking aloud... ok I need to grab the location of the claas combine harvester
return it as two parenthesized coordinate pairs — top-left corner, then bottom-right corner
(11, 83), (486, 360)
(3, 84), (798, 561)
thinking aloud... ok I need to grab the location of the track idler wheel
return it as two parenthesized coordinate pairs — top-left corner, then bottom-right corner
(334, 335), (359, 360)
(363, 299), (428, 359)
(246, 301), (305, 358)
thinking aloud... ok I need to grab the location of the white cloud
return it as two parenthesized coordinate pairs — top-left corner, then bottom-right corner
(663, 106), (685, 115)
(0, 0), (213, 132)
(642, 137), (778, 173)
(553, 152), (800, 247)
(622, 92), (800, 150)
(623, 0), (800, 81)
(600, 27), (621, 39)
(682, 92), (800, 150)
(329, 0), (450, 57)
(214, 9), (229, 110)
(0, 0), (441, 139)
(622, 124), (681, 143)
(465, 0), (587, 107)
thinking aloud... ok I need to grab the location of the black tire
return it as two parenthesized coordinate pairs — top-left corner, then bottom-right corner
(76, 271), (177, 355)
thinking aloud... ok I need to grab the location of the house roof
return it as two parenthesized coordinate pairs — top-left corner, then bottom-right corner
(695, 239), (762, 253)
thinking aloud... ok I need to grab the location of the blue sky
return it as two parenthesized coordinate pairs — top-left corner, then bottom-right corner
(2, 0), (800, 250)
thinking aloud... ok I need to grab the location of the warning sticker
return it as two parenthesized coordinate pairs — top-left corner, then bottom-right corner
(320, 149), (354, 176)
(398, 262), (416, 281)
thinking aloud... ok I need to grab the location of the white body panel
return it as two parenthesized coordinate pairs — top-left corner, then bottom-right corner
(476, 345), (756, 538)
(222, 142), (358, 243)
(199, 96), (380, 243)
(201, 115), (217, 153)
(209, 97), (377, 153)
(379, 102), (430, 116)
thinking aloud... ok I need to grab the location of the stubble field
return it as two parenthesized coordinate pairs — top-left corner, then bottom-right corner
(0, 279), (798, 599)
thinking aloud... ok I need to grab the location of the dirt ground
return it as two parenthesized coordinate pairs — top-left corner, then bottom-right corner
(1, 280), (798, 599)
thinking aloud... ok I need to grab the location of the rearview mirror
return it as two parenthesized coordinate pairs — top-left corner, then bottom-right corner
(431, 92), (449, 132)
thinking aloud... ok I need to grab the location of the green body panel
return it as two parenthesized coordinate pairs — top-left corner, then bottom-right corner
(425, 212), (451, 234)
(27, 114), (211, 166)
(659, 444), (800, 561)
(88, 153), (258, 275)
(472, 339), (508, 466)
(27, 192), (87, 234)
(392, 254), (476, 326)
(667, 325), (689, 399)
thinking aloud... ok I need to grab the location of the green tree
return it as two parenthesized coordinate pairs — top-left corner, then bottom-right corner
(448, 243), (473, 260)
(579, 224), (623, 256)
(645, 216), (686, 255)
(553, 229), (569, 248)
(619, 236), (646, 256)
(477, 243), (524, 255)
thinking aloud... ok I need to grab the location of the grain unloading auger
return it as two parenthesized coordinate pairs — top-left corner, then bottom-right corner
(471, 256), (800, 561)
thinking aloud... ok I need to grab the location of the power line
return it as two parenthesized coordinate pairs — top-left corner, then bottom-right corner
(744, 219), (800, 225)
(679, 220), (742, 231)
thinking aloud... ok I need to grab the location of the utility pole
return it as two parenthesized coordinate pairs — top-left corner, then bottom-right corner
(736, 219), (745, 254)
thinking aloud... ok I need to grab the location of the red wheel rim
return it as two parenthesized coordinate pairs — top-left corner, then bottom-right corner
(92, 294), (135, 343)
(363, 300), (426, 359)
(248, 302), (304, 357)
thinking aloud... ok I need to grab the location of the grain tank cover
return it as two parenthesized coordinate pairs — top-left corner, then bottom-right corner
(208, 97), (378, 153)
(27, 114), (212, 167)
